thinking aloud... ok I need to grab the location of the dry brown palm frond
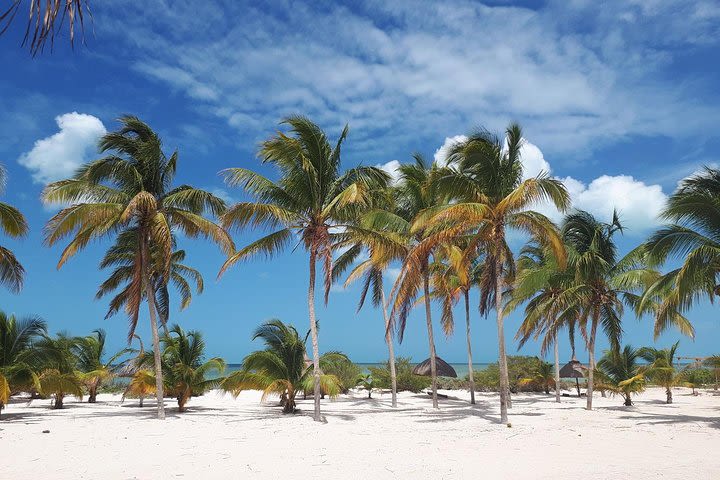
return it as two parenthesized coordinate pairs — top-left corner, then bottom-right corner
(0, 0), (90, 56)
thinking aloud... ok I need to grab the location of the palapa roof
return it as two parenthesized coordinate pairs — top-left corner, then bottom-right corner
(559, 359), (587, 379)
(412, 356), (457, 378)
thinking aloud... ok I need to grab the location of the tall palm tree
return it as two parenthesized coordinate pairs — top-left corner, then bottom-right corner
(219, 116), (388, 421)
(95, 228), (204, 335)
(0, 0), (88, 55)
(0, 311), (46, 415)
(428, 243), (479, 404)
(595, 345), (645, 406)
(0, 165), (29, 293)
(74, 329), (131, 402)
(511, 241), (572, 403)
(422, 124), (570, 423)
(642, 167), (720, 329)
(638, 341), (682, 404)
(387, 154), (452, 409)
(332, 201), (408, 408)
(222, 319), (342, 414)
(561, 211), (691, 410)
(43, 116), (233, 419)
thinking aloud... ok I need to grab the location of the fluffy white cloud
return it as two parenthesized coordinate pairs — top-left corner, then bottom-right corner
(18, 112), (106, 184)
(518, 140), (552, 179)
(566, 175), (667, 232)
(376, 160), (402, 185)
(534, 172), (667, 234)
(433, 135), (467, 166)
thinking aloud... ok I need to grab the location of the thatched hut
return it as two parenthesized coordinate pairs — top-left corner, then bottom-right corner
(559, 359), (586, 396)
(412, 357), (457, 378)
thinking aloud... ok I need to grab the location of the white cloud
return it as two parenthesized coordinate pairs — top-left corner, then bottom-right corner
(376, 160), (402, 185)
(433, 135), (467, 166)
(518, 139), (552, 179)
(18, 112), (106, 184)
(96, 1), (720, 160)
(558, 175), (667, 233)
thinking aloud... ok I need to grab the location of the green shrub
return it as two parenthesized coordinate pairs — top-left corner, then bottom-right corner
(321, 354), (362, 394)
(369, 357), (431, 393)
(471, 356), (547, 393)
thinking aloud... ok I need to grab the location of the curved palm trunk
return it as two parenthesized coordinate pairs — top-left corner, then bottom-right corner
(308, 251), (322, 422)
(141, 233), (166, 420)
(380, 289), (397, 408)
(464, 289), (475, 405)
(553, 335), (561, 403)
(423, 269), (439, 409)
(495, 261), (509, 424)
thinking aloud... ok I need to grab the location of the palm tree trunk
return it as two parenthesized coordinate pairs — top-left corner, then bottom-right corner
(380, 289), (397, 408)
(423, 269), (439, 409)
(586, 312), (599, 411)
(553, 335), (561, 403)
(308, 250), (322, 422)
(495, 261), (509, 424)
(464, 289), (475, 405)
(666, 386), (673, 404)
(141, 233), (165, 420)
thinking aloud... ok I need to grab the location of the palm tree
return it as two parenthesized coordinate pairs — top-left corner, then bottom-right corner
(356, 374), (376, 398)
(332, 204), (408, 408)
(219, 116), (388, 421)
(33, 333), (84, 409)
(595, 345), (645, 406)
(511, 241), (573, 403)
(96, 228), (204, 335)
(43, 116), (233, 419)
(0, 0), (88, 55)
(519, 361), (555, 394)
(132, 325), (225, 413)
(74, 329), (131, 402)
(423, 124), (570, 423)
(0, 311), (46, 416)
(0, 165), (29, 293)
(642, 167), (720, 331)
(387, 154), (452, 409)
(561, 211), (691, 410)
(637, 342), (682, 404)
(222, 319), (342, 414)
(428, 243), (479, 404)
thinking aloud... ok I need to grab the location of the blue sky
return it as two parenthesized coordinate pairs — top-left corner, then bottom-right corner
(0, 0), (719, 363)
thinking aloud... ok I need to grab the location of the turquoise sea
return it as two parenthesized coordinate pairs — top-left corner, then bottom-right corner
(224, 362), (491, 379)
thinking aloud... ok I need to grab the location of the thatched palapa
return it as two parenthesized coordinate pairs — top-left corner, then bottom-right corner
(412, 357), (457, 378)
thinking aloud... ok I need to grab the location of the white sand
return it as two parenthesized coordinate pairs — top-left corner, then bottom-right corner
(2, 387), (719, 479)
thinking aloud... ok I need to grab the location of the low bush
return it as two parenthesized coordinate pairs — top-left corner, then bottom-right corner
(369, 357), (431, 393)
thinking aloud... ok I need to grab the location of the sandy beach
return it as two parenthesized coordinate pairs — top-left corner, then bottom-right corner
(3, 387), (718, 479)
